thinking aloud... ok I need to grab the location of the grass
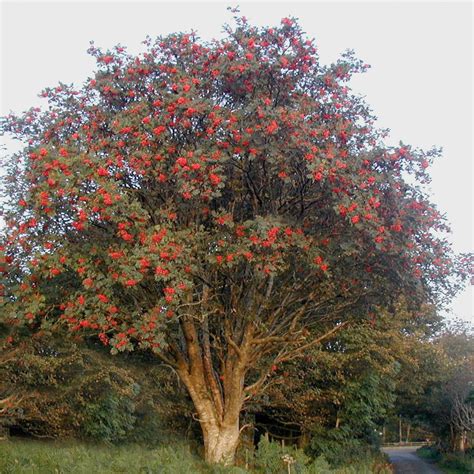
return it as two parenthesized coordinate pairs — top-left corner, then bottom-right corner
(417, 446), (474, 474)
(0, 438), (393, 474)
(0, 439), (246, 474)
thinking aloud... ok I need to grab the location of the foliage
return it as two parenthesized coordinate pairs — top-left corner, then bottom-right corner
(253, 437), (311, 473)
(252, 305), (425, 456)
(417, 446), (474, 474)
(252, 438), (391, 473)
(393, 322), (474, 451)
(330, 453), (391, 474)
(81, 393), (137, 442)
(1, 12), (466, 362)
(439, 452), (474, 474)
(1, 10), (471, 462)
(305, 456), (333, 474)
(416, 445), (442, 461)
(0, 334), (194, 441)
(309, 431), (376, 467)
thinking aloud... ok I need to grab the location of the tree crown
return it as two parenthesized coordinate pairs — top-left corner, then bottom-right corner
(1, 14), (470, 355)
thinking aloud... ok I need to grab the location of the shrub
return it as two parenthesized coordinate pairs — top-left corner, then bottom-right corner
(250, 437), (392, 474)
(309, 426), (377, 467)
(440, 452), (474, 474)
(0, 337), (195, 442)
(416, 445), (442, 462)
(81, 392), (138, 443)
(332, 453), (392, 474)
(253, 437), (311, 473)
(305, 455), (332, 474)
(417, 446), (474, 474)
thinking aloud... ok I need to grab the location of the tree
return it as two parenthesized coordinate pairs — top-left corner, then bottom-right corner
(253, 300), (435, 457)
(447, 366), (474, 452)
(0, 12), (470, 463)
(387, 320), (474, 451)
(419, 324), (474, 451)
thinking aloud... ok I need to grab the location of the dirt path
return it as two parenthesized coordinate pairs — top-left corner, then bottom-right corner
(382, 446), (441, 474)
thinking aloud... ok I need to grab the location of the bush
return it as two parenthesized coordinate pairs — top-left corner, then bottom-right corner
(309, 426), (379, 468)
(416, 445), (442, 462)
(0, 337), (195, 443)
(251, 437), (391, 474)
(253, 437), (311, 473)
(305, 455), (332, 474)
(440, 452), (474, 474)
(81, 392), (138, 443)
(332, 454), (392, 474)
(417, 446), (474, 474)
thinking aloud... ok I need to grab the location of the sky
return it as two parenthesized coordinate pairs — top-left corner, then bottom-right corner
(0, 0), (472, 322)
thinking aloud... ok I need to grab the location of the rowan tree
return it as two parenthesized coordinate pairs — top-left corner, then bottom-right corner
(0, 13), (470, 463)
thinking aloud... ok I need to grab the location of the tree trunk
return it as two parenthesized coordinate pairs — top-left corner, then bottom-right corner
(399, 416), (403, 444)
(175, 322), (246, 464)
(172, 316), (253, 464)
(458, 431), (466, 453)
(180, 375), (243, 465)
(450, 424), (455, 451)
(201, 419), (240, 464)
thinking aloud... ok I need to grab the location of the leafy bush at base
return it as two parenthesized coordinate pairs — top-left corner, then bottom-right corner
(308, 425), (383, 468)
(440, 452), (474, 474)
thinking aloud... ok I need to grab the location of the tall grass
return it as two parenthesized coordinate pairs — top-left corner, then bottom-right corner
(0, 439), (246, 474)
(0, 438), (391, 473)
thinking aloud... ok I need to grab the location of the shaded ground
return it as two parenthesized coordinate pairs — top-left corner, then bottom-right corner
(383, 446), (441, 474)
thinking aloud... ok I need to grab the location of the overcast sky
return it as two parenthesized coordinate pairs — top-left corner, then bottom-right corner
(1, 1), (472, 322)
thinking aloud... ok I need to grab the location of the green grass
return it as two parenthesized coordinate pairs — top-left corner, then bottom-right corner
(439, 453), (474, 474)
(0, 439), (247, 474)
(417, 446), (474, 474)
(0, 438), (393, 474)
